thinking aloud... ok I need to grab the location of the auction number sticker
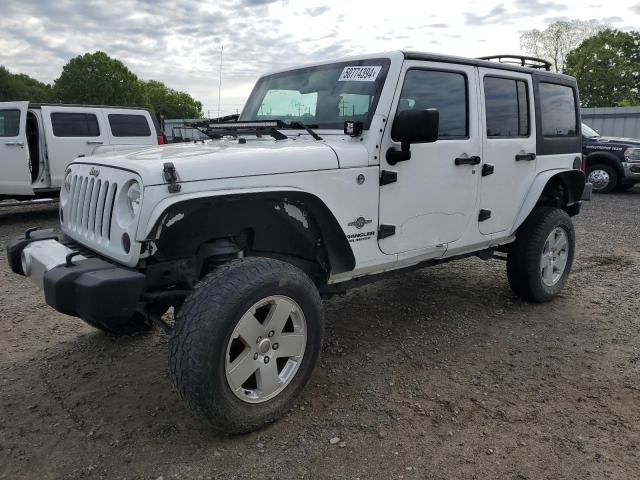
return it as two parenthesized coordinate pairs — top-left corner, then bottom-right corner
(338, 66), (382, 82)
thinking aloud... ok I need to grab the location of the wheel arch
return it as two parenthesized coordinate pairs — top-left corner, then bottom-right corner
(511, 169), (585, 234)
(143, 189), (355, 281)
(584, 151), (624, 180)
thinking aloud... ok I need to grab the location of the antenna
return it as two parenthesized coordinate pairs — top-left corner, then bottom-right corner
(217, 46), (224, 117)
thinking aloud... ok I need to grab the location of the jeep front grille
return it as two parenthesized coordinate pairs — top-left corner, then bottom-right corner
(66, 174), (118, 242)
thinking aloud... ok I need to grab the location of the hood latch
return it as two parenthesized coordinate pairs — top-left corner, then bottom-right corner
(163, 162), (182, 193)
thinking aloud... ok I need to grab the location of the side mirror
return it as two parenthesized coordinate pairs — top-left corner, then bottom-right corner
(387, 109), (439, 165)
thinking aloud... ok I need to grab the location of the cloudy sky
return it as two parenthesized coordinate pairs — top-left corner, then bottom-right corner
(1, 0), (639, 116)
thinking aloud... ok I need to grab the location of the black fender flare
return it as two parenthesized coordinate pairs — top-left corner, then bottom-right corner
(146, 191), (355, 276)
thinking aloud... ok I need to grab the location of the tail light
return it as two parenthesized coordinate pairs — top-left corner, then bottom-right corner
(157, 134), (166, 145)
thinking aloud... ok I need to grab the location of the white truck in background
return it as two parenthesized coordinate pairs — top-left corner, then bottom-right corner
(0, 102), (163, 200)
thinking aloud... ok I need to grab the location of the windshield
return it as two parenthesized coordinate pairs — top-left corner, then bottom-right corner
(240, 59), (391, 130)
(582, 123), (600, 138)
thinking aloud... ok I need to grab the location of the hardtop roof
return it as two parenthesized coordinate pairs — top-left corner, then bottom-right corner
(402, 51), (576, 82)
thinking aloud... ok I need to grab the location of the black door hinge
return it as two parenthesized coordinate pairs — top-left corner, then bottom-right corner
(163, 162), (182, 193)
(481, 164), (495, 176)
(478, 209), (491, 222)
(378, 224), (396, 239)
(379, 170), (398, 186)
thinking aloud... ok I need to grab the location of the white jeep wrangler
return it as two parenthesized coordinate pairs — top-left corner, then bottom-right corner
(7, 51), (591, 433)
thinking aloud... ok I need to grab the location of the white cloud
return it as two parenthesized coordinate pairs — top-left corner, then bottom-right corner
(0, 0), (637, 116)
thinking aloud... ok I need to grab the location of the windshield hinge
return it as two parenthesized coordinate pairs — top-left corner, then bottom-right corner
(163, 162), (182, 193)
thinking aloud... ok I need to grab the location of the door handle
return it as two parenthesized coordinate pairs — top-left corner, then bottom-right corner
(4, 141), (24, 147)
(454, 155), (481, 166)
(86, 140), (104, 145)
(515, 152), (536, 161)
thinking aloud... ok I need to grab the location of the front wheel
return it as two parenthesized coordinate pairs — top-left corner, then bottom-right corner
(507, 207), (575, 303)
(169, 257), (323, 434)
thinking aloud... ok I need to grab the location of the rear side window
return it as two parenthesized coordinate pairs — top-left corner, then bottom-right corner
(108, 114), (151, 137)
(0, 110), (20, 137)
(539, 83), (577, 137)
(51, 113), (100, 137)
(484, 77), (530, 137)
(397, 69), (468, 139)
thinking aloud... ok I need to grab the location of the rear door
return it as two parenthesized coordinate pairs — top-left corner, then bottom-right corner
(41, 107), (107, 188)
(103, 109), (158, 146)
(477, 69), (536, 234)
(0, 101), (33, 196)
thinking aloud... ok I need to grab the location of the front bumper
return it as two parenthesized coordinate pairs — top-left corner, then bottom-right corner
(623, 162), (640, 184)
(7, 231), (145, 323)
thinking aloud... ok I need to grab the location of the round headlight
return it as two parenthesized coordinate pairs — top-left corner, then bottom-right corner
(126, 181), (141, 216)
(63, 171), (72, 192)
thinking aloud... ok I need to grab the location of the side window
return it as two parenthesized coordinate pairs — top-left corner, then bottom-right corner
(0, 109), (21, 137)
(397, 69), (468, 139)
(539, 83), (577, 137)
(108, 114), (151, 137)
(51, 113), (100, 137)
(484, 77), (530, 137)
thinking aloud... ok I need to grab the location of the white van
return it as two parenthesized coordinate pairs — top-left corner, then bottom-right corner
(0, 102), (163, 199)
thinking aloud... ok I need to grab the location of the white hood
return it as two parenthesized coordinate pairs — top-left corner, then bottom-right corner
(70, 137), (353, 186)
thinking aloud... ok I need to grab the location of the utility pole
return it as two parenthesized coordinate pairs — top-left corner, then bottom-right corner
(218, 46), (223, 118)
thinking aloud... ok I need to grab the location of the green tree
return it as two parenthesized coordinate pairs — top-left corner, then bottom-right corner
(565, 29), (640, 107)
(145, 80), (203, 119)
(53, 51), (148, 106)
(0, 66), (53, 102)
(520, 20), (606, 73)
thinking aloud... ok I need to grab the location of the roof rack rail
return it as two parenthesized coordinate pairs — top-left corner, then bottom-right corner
(477, 55), (552, 71)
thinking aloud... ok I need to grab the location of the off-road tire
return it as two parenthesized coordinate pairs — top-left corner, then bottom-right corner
(507, 207), (575, 303)
(169, 257), (323, 434)
(587, 163), (618, 194)
(81, 312), (154, 336)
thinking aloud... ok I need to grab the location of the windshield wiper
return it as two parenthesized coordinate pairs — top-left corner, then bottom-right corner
(287, 122), (323, 141)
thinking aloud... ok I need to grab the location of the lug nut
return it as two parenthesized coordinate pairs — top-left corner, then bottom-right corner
(264, 356), (270, 364)
(273, 343), (279, 350)
(256, 336), (262, 343)
(268, 331), (274, 337)
(253, 353), (259, 360)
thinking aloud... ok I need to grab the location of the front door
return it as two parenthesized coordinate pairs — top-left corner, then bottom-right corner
(477, 69), (537, 234)
(378, 62), (481, 254)
(0, 101), (33, 196)
(41, 107), (108, 188)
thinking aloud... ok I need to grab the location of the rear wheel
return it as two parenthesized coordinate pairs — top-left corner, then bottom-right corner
(507, 207), (575, 303)
(169, 257), (323, 434)
(587, 163), (617, 193)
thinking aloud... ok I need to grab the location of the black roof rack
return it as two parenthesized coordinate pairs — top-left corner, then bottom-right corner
(477, 55), (551, 71)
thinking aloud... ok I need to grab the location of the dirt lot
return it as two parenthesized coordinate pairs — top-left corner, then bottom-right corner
(1, 190), (639, 480)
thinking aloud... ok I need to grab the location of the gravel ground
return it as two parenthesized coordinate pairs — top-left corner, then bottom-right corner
(1, 189), (639, 480)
